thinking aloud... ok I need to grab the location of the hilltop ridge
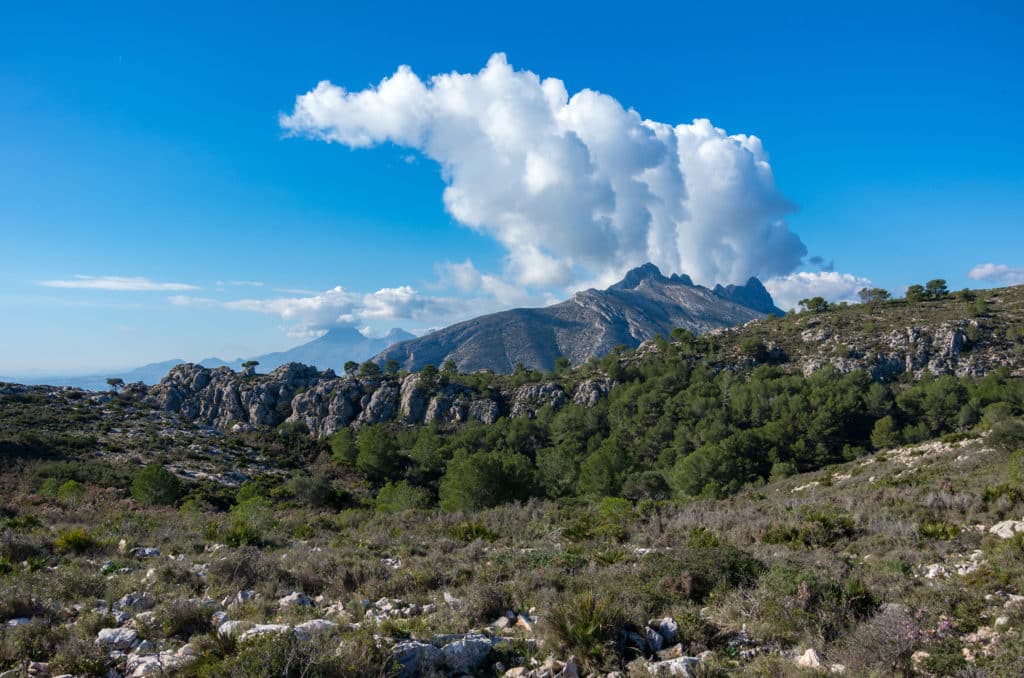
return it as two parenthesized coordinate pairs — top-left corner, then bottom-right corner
(374, 263), (781, 374)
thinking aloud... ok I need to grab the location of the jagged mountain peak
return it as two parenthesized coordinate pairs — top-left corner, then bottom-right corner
(713, 277), (782, 315)
(374, 265), (783, 373)
(609, 262), (669, 290)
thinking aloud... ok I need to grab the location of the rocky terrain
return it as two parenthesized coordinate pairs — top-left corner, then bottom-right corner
(132, 283), (1023, 439)
(2, 284), (1024, 676)
(142, 362), (613, 438)
(701, 286), (1024, 382)
(373, 264), (781, 374)
(2, 390), (1024, 676)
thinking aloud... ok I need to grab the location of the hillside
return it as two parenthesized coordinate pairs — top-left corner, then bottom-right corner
(373, 263), (781, 374)
(123, 283), (1024, 440)
(1, 283), (1023, 676)
(1, 384), (1023, 675)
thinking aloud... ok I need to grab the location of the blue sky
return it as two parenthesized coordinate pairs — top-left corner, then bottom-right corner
(2, 1), (1022, 374)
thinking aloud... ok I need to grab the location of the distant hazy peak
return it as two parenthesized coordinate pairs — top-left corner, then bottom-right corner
(320, 326), (368, 340)
(384, 327), (416, 343)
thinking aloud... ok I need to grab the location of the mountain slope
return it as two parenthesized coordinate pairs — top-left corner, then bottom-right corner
(374, 263), (781, 373)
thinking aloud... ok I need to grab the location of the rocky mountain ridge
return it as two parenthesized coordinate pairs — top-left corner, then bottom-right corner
(144, 362), (613, 437)
(139, 285), (1023, 437)
(700, 288), (1024, 382)
(373, 263), (782, 374)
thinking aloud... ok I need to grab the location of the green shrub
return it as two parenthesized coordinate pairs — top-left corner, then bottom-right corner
(131, 464), (183, 506)
(56, 479), (86, 507)
(54, 527), (98, 554)
(200, 627), (383, 677)
(276, 420), (310, 437)
(751, 566), (877, 643)
(0, 618), (62, 664)
(375, 481), (432, 512)
(330, 428), (357, 466)
(871, 415), (901, 449)
(1010, 449), (1024, 486)
(39, 477), (61, 497)
(159, 599), (214, 640)
(355, 425), (403, 482)
(919, 521), (961, 540)
(763, 507), (857, 548)
(235, 481), (266, 503)
(983, 482), (1024, 505)
(542, 592), (624, 672)
(50, 632), (112, 676)
(286, 473), (337, 508)
(449, 521), (498, 542)
(768, 461), (798, 481)
(620, 471), (670, 501)
(224, 497), (274, 547)
(439, 450), (535, 512)
(652, 543), (763, 603)
(990, 418), (1024, 454)
(593, 497), (634, 543)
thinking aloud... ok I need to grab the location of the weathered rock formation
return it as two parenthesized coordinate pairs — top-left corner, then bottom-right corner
(145, 363), (591, 436)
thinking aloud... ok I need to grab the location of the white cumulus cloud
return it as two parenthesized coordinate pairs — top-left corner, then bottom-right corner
(764, 271), (872, 312)
(968, 263), (1024, 286)
(360, 286), (457, 320)
(281, 53), (807, 289)
(40, 275), (198, 292)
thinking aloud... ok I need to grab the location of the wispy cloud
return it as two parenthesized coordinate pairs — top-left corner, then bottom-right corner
(169, 282), (500, 336)
(40, 275), (198, 292)
(168, 295), (217, 306)
(272, 287), (320, 295)
(216, 280), (264, 288)
(968, 263), (1024, 286)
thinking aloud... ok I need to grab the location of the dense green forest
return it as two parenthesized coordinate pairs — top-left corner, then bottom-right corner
(329, 343), (1024, 514)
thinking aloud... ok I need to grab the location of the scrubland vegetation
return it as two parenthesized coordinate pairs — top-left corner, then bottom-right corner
(2, 285), (1024, 676)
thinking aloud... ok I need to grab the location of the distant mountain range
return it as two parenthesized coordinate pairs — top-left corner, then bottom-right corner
(5, 264), (784, 388)
(194, 327), (415, 373)
(4, 327), (415, 390)
(1, 359), (190, 392)
(373, 263), (782, 373)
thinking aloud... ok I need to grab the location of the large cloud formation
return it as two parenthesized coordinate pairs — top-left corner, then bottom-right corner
(281, 53), (806, 288)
